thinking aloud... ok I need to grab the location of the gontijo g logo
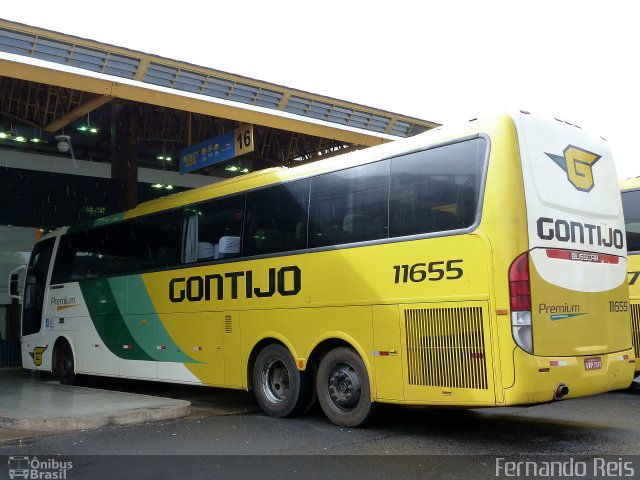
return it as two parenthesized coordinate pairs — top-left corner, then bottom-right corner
(545, 145), (601, 192)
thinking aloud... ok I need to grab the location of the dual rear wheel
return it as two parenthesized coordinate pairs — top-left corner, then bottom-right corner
(253, 344), (372, 427)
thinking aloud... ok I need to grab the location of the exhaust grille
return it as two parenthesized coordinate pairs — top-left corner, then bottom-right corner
(225, 315), (233, 334)
(405, 306), (487, 389)
(631, 303), (640, 359)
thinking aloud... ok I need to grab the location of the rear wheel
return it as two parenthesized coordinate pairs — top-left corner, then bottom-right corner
(253, 344), (311, 418)
(57, 341), (76, 386)
(317, 347), (372, 427)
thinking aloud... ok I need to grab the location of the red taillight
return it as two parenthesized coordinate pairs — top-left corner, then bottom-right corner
(509, 253), (531, 311)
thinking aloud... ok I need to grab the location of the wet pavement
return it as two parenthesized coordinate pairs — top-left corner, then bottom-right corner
(0, 369), (190, 431)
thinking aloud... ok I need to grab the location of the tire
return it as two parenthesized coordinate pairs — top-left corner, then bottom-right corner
(57, 341), (76, 386)
(253, 344), (311, 418)
(317, 347), (373, 427)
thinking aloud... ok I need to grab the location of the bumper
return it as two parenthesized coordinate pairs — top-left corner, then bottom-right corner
(503, 347), (636, 405)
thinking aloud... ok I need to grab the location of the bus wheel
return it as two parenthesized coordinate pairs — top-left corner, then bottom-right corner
(253, 344), (310, 418)
(317, 347), (372, 427)
(57, 342), (76, 386)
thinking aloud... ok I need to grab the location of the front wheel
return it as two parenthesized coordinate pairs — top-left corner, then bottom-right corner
(253, 344), (311, 418)
(57, 341), (76, 386)
(317, 347), (373, 427)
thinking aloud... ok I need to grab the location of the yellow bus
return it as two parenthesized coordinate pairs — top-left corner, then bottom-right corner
(620, 177), (640, 371)
(14, 112), (635, 426)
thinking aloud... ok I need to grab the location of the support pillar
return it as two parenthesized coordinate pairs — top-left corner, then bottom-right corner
(111, 102), (139, 211)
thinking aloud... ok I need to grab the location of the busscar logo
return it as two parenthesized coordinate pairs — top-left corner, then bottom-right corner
(545, 145), (601, 192)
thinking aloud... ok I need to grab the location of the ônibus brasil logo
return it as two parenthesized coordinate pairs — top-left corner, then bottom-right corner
(7, 456), (73, 479)
(545, 145), (601, 192)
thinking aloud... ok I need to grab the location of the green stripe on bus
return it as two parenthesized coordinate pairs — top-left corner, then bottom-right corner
(121, 275), (198, 363)
(79, 278), (154, 361)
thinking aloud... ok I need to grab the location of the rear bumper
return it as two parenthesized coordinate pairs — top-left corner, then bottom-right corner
(503, 347), (636, 405)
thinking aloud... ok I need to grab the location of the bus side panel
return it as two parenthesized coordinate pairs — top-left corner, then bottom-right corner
(372, 304), (403, 401)
(308, 234), (493, 404)
(627, 254), (640, 369)
(142, 255), (310, 387)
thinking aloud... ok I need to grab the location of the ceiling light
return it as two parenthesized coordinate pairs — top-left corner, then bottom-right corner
(13, 135), (27, 143)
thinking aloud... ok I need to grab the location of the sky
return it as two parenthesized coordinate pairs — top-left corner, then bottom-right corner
(3, 0), (638, 179)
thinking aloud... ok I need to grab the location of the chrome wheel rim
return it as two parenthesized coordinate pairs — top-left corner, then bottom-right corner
(261, 359), (290, 403)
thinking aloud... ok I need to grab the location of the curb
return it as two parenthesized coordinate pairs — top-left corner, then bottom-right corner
(0, 400), (191, 431)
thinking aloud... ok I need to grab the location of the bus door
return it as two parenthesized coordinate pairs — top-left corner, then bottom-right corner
(21, 237), (56, 369)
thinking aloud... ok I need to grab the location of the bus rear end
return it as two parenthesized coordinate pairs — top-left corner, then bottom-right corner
(620, 179), (640, 371)
(506, 113), (635, 403)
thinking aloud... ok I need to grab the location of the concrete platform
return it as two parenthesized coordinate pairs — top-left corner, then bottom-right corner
(0, 369), (191, 431)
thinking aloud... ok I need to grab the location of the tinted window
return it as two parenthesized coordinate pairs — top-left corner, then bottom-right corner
(244, 179), (310, 256)
(129, 210), (182, 269)
(389, 138), (486, 237)
(52, 231), (101, 282)
(622, 189), (640, 252)
(52, 210), (182, 282)
(22, 238), (55, 336)
(191, 195), (245, 261)
(309, 161), (389, 247)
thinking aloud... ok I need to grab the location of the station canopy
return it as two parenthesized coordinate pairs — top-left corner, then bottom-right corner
(0, 19), (439, 178)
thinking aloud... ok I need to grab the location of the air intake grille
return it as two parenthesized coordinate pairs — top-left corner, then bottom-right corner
(405, 306), (487, 389)
(631, 303), (640, 360)
(225, 315), (233, 334)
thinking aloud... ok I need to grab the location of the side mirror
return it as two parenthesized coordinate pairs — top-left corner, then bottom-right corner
(9, 264), (27, 302)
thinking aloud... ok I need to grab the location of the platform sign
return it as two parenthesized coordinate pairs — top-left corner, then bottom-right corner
(179, 125), (254, 174)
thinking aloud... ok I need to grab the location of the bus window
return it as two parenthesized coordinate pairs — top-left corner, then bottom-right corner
(188, 194), (245, 262)
(622, 189), (640, 253)
(389, 138), (485, 237)
(22, 237), (55, 336)
(309, 160), (389, 247)
(244, 179), (310, 256)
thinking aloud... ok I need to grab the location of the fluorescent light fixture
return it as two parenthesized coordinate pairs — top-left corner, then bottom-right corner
(151, 183), (174, 190)
(14, 135), (27, 143)
(77, 123), (99, 134)
(0, 131), (11, 139)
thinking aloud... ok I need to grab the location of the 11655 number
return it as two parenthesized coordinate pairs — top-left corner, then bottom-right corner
(393, 260), (463, 284)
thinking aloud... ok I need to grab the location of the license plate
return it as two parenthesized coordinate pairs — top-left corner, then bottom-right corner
(584, 357), (602, 371)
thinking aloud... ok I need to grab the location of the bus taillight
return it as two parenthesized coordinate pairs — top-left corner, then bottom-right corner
(509, 252), (533, 354)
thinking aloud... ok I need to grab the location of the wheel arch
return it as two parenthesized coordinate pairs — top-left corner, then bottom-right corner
(246, 333), (297, 391)
(51, 334), (75, 374)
